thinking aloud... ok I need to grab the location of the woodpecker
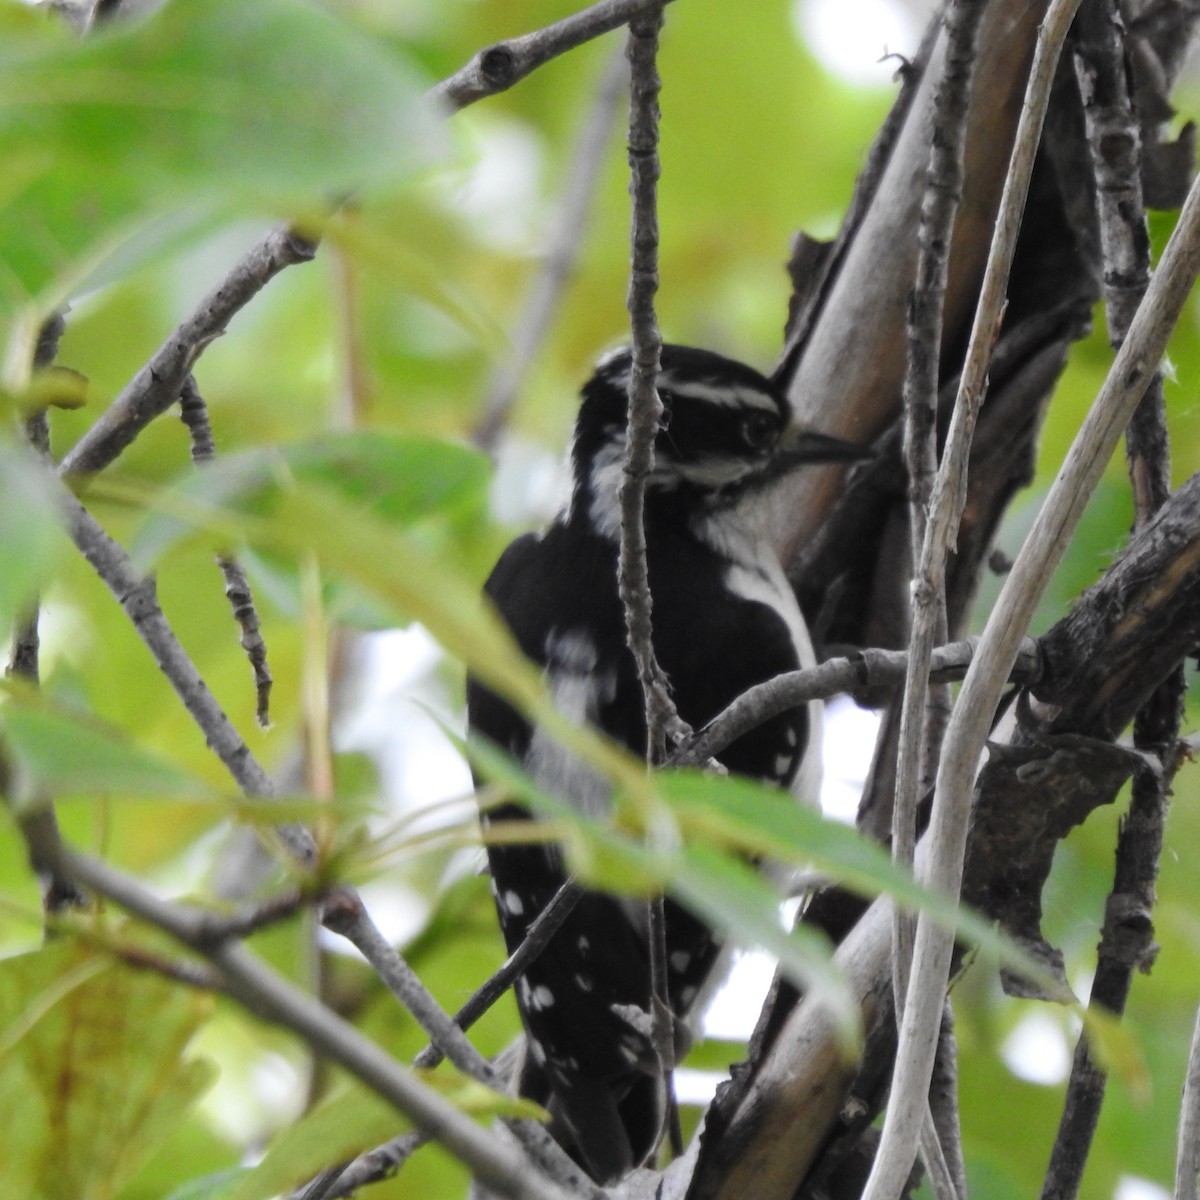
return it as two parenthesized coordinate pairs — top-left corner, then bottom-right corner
(466, 344), (867, 1183)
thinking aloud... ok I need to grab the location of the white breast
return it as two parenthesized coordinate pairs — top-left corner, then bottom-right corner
(694, 505), (823, 810)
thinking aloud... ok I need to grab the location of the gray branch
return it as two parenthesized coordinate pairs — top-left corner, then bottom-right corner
(178, 375), (273, 727)
(430, 0), (676, 112)
(674, 638), (1041, 768)
(58, 227), (317, 482)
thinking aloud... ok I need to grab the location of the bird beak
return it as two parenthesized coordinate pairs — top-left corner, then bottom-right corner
(768, 427), (874, 478)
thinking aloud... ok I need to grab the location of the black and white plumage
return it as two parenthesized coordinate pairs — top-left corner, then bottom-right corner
(466, 345), (867, 1183)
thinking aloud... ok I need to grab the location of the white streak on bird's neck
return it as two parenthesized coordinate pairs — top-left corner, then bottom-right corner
(693, 504), (823, 810)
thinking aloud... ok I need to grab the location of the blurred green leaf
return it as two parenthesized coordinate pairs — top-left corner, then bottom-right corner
(1, 695), (215, 803)
(285, 432), (490, 527)
(222, 1075), (540, 1200)
(119, 467), (646, 801)
(161, 1170), (247, 1200)
(0, 0), (442, 313)
(219, 1086), (408, 1200)
(0, 439), (66, 635)
(0, 940), (215, 1200)
(128, 433), (491, 567)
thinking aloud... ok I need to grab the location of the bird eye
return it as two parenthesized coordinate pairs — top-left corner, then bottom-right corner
(741, 411), (778, 453)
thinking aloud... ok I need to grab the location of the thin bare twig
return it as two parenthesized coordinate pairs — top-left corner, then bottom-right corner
(98, 941), (229, 993)
(895, 0), (987, 964)
(293, 882), (584, 1200)
(430, 0), (675, 112)
(867, 22), (1200, 1195)
(415, 878), (583, 1069)
(7, 311), (65, 680)
(619, 5), (684, 764)
(617, 6), (682, 1152)
(178, 375), (273, 727)
(926, 1001), (967, 1200)
(302, 882), (598, 1200)
(323, 889), (499, 1086)
(55, 476), (293, 804)
(474, 45), (629, 451)
(56, 7), (660, 487)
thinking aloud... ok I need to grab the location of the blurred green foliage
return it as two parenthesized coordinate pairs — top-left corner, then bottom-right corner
(0, 1), (1197, 1198)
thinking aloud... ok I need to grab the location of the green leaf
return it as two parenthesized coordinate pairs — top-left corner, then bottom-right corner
(222, 1075), (540, 1200)
(1, 696), (215, 803)
(128, 433), (491, 569)
(285, 432), (490, 527)
(0, 0), (442, 312)
(658, 769), (1074, 996)
(0, 439), (65, 635)
(117, 468), (648, 802)
(674, 845), (859, 1045)
(161, 1170), (247, 1200)
(219, 1087), (406, 1200)
(661, 769), (969, 919)
(0, 940), (215, 1200)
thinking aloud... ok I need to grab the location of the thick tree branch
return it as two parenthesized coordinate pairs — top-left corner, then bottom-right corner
(775, 0), (1054, 561)
(1033, 475), (1200, 736)
(1038, 2), (1184, 1192)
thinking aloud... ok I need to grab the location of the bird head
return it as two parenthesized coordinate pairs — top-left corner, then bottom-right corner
(569, 344), (869, 536)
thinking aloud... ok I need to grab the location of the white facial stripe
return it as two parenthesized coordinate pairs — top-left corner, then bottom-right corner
(660, 376), (780, 413)
(594, 357), (779, 416)
(674, 457), (759, 488)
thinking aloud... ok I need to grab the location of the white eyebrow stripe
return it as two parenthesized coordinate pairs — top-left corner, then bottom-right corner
(659, 377), (780, 412)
